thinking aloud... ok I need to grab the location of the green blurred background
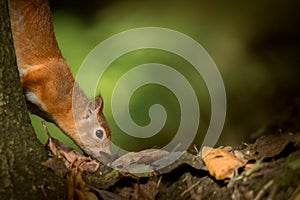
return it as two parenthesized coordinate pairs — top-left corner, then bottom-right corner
(31, 0), (300, 152)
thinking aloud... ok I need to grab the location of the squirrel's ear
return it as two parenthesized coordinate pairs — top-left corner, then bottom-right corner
(89, 96), (103, 111)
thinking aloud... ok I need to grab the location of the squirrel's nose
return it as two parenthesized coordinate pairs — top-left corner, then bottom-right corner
(98, 150), (111, 164)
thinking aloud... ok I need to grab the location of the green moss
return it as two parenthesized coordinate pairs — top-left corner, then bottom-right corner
(285, 153), (300, 170)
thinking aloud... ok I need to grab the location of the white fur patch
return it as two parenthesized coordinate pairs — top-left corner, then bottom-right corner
(25, 91), (41, 107)
(18, 67), (26, 75)
(18, 63), (44, 76)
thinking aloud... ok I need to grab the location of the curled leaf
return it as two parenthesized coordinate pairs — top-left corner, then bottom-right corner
(201, 146), (246, 180)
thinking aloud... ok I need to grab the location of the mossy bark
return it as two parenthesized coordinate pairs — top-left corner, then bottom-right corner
(0, 0), (66, 199)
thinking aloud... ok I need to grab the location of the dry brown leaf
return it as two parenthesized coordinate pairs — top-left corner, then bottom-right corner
(67, 168), (97, 200)
(201, 146), (245, 180)
(95, 189), (125, 200)
(115, 181), (158, 200)
(134, 181), (158, 200)
(109, 149), (204, 177)
(41, 156), (68, 177)
(109, 149), (170, 175)
(253, 133), (300, 159)
(67, 167), (124, 200)
(41, 122), (124, 199)
(42, 121), (100, 174)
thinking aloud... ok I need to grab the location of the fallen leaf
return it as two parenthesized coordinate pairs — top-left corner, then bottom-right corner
(109, 149), (204, 177)
(134, 181), (158, 200)
(115, 181), (158, 200)
(109, 149), (170, 175)
(42, 121), (100, 174)
(96, 189), (125, 200)
(41, 156), (68, 177)
(67, 168), (98, 200)
(201, 146), (245, 180)
(253, 133), (300, 159)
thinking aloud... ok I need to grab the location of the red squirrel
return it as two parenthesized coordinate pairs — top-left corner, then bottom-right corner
(8, 0), (111, 160)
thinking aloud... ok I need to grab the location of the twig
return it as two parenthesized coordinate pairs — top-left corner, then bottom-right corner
(41, 121), (51, 138)
(266, 184), (278, 200)
(181, 174), (188, 183)
(171, 143), (181, 152)
(193, 144), (199, 154)
(180, 178), (200, 198)
(245, 160), (262, 176)
(288, 184), (300, 200)
(157, 176), (162, 189)
(253, 180), (274, 200)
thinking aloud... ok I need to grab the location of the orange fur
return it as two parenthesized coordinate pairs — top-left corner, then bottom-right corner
(9, 0), (111, 159)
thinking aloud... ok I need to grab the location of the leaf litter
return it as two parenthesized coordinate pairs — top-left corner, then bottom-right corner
(40, 121), (300, 200)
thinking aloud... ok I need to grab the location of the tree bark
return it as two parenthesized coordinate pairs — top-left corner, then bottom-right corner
(0, 0), (66, 199)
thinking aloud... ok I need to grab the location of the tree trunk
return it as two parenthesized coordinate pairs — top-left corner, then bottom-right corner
(0, 0), (66, 199)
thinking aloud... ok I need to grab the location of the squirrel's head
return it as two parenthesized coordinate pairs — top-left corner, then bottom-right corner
(74, 96), (111, 162)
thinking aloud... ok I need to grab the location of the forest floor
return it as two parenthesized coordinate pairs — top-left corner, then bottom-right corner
(156, 132), (300, 200)
(101, 100), (300, 200)
(94, 132), (300, 200)
(44, 100), (300, 200)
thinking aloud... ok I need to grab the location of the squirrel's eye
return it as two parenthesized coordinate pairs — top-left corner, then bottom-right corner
(95, 129), (104, 139)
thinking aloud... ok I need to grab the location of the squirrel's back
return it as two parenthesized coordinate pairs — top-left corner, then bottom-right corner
(9, 0), (62, 74)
